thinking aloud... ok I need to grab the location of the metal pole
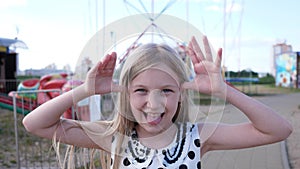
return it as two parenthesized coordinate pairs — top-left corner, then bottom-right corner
(12, 92), (20, 169)
(223, 0), (229, 79)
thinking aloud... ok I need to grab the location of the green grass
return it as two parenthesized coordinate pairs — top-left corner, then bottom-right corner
(234, 84), (300, 96)
(191, 84), (300, 105)
(0, 109), (59, 168)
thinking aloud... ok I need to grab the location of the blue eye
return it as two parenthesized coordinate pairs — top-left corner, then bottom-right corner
(134, 88), (147, 93)
(162, 89), (173, 93)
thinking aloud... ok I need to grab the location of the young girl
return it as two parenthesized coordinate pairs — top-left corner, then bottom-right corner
(22, 36), (292, 169)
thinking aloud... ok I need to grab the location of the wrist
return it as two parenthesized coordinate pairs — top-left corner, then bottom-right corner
(72, 84), (91, 103)
(223, 84), (247, 104)
(212, 82), (228, 100)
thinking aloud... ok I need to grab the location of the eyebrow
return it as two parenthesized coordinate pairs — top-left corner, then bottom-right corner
(130, 84), (179, 89)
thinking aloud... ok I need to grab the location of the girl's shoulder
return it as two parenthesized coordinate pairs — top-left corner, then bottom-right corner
(79, 120), (114, 150)
(177, 122), (199, 137)
(177, 122), (201, 146)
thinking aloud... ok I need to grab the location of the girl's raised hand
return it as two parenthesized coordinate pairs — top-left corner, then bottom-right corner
(84, 52), (123, 96)
(182, 36), (226, 98)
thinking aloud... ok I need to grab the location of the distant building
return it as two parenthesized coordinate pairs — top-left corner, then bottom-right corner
(0, 37), (27, 93)
(272, 42), (300, 88)
(24, 68), (70, 77)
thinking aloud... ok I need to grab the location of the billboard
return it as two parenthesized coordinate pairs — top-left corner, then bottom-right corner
(275, 52), (297, 88)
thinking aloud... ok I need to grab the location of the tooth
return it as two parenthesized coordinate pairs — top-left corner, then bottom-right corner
(147, 113), (161, 119)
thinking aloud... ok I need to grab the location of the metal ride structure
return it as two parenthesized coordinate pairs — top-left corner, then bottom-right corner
(74, 0), (225, 137)
(75, 0), (207, 79)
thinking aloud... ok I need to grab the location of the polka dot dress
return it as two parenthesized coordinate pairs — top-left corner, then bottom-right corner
(111, 122), (201, 169)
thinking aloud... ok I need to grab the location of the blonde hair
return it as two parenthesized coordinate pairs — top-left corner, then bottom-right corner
(100, 43), (193, 169)
(56, 43), (194, 169)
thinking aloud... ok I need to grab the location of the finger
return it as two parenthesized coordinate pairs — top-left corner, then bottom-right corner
(102, 52), (117, 69)
(188, 40), (200, 65)
(203, 36), (213, 62)
(191, 36), (205, 61)
(193, 62), (207, 74)
(106, 53), (117, 70)
(87, 60), (102, 78)
(215, 48), (222, 67)
(99, 53), (117, 75)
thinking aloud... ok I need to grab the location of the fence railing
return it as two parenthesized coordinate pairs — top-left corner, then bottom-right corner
(10, 89), (63, 169)
(0, 78), (112, 168)
(0, 79), (20, 94)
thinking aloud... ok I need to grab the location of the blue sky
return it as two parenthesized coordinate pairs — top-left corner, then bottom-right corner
(1, 0), (299, 73)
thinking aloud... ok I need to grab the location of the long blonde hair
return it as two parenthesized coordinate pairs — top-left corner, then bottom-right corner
(99, 43), (193, 169)
(56, 43), (194, 169)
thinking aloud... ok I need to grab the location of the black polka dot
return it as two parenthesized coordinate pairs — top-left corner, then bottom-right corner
(194, 139), (200, 147)
(188, 151), (195, 160)
(197, 161), (201, 169)
(179, 164), (188, 169)
(123, 157), (131, 166)
(110, 158), (113, 166)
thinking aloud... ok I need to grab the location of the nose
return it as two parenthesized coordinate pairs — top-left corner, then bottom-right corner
(147, 89), (166, 110)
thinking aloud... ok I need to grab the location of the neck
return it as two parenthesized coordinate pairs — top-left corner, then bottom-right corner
(136, 123), (178, 149)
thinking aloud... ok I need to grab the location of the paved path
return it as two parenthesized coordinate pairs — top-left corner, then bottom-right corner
(201, 93), (300, 169)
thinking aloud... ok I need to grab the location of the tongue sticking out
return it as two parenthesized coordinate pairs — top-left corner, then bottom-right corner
(146, 114), (162, 125)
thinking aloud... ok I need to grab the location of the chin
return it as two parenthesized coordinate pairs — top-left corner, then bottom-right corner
(138, 121), (173, 136)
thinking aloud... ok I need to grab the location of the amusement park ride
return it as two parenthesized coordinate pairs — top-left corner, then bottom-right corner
(0, 38), (86, 118)
(2, 0), (285, 122)
(0, 1), (213, 121)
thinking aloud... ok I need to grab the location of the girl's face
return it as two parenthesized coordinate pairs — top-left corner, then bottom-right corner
(129, 68), (181, 137)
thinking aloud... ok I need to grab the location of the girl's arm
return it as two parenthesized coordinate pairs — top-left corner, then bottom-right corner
(202, 84), (293, 152)
(22, 52), (121, 149)
(183, 36), (293, 154)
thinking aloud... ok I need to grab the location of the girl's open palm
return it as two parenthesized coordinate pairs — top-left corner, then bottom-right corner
(84, 52), (123, 96)
(182, 36), (226, 97)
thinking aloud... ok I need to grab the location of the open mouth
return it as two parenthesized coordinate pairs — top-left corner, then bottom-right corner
(143, 112), (165, 125)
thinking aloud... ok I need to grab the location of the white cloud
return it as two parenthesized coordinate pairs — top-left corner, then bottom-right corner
(226, 3), (243, 12)
(205, 1), (243, 13)
(0, 0), (27, 9)
(206, 5), (221, 12)
(240, 37), (275, 48)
